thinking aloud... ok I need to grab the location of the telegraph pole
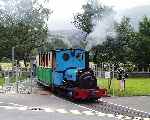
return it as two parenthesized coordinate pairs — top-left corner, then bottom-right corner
(112, 64), (115, 96)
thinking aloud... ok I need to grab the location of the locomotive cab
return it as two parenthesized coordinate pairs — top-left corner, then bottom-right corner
(53, 49), (86, 86)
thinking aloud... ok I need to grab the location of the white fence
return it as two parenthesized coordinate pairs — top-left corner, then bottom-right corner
(89, 63), (150, 78)
(89, 63), (114, 79)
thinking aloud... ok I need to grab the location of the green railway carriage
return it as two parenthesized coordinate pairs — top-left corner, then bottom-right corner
(36, 52), (53, 86)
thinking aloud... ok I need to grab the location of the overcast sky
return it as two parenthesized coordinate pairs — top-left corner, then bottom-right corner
(0, 0), (150, 30)
(48, 0), (150, 30)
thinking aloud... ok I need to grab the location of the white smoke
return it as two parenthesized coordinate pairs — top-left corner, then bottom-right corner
(86, 11), (117, 50)
(48, 11), (117, 50)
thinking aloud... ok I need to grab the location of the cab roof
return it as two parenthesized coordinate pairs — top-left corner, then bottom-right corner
(39, 48), (85, 54)
(55, 48), (85, 52)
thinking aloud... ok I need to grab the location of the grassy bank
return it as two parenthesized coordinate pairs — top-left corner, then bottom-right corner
(0, 75), (28, 86)
(0, 77), (4, 86)
(0, 63), (12, 70)
(97, 77), (150, 96)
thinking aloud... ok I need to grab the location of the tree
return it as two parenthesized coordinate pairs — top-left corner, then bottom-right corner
(92, 35), (118, 64)
(72, 0), (111, 46)
(93, 16), (150, 66)
(132, 16), (150, 65)
(139, 16), (150, 36)
(92, 16), (138, 64)
(0, 0), (52, 66)
(113, 17), (136, 63)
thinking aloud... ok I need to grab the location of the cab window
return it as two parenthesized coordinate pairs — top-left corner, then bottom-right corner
(63, 53), (69, 61)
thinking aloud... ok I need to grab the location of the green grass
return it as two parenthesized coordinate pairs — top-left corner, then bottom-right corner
(0, 61), (27, 71)
(0, 77), (5, 86)
(0, 62), (28, 86)
(97, 77), (150, 96)
(0, 63), (12, 70)
(0, 75), (27, 86)
(10, 75), (27, 83)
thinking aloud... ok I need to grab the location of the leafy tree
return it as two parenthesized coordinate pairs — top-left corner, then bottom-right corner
(72, 0), (111, 45)
(139, 16), (150, 36)
(125, 16), (150, 65)
(112, 17), (136, 63)
(92, 35), (117, 64)
(93, 16), (150, 66)
(0, 0), (52, 66)
(93, 17), (135, 64)
(132, 16), (150, 65)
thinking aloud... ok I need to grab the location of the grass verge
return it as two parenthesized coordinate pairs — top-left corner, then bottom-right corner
(0, 75), (28, 86)
(0, 77), (4, 86)
(97, 77), (150, 96)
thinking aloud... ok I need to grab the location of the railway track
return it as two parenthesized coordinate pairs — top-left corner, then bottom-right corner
(34, 84), (150, 119)
(78, 99), (150, 119)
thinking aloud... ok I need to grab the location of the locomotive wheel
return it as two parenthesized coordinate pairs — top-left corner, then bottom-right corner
(52, 87), (61, 95)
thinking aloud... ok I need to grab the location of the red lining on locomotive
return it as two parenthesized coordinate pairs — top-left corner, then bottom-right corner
(73, 88), (107, 100)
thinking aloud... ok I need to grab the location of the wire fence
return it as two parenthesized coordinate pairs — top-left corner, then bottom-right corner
(89, 63), (150, 78)
(0, 67), (33, 94)
(90, 63), (150, 96)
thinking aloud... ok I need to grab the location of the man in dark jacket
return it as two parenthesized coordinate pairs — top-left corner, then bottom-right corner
(117, 66), (128, 91)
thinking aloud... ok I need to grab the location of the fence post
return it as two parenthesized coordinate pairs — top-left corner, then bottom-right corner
(112, 64), (115, 96)
(29, 55), (34, 94)
(148, 64), (150, 72)
(16, 66), (19, 93)
(8, 70), (10, 85)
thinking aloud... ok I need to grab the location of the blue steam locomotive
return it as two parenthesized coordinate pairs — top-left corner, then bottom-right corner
(36, 48), (107, 100)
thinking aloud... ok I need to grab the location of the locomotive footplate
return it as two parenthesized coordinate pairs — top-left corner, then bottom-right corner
(73, 87), (107, 100)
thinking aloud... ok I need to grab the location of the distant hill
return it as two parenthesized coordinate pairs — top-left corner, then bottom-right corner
(48, 29), (87, 47)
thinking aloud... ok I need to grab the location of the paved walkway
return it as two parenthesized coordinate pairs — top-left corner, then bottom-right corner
(0, 94), (117, 120)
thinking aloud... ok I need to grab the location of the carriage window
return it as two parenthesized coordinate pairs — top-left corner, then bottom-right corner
(63, 53), (69, 61)
(39, 54), (41, 66)
(46, 53), (48, 67)
(48, 52), (52, 68)
(42, 54), (45, 66)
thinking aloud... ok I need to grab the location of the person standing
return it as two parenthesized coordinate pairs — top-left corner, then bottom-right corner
(117, 66), (128, 91)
